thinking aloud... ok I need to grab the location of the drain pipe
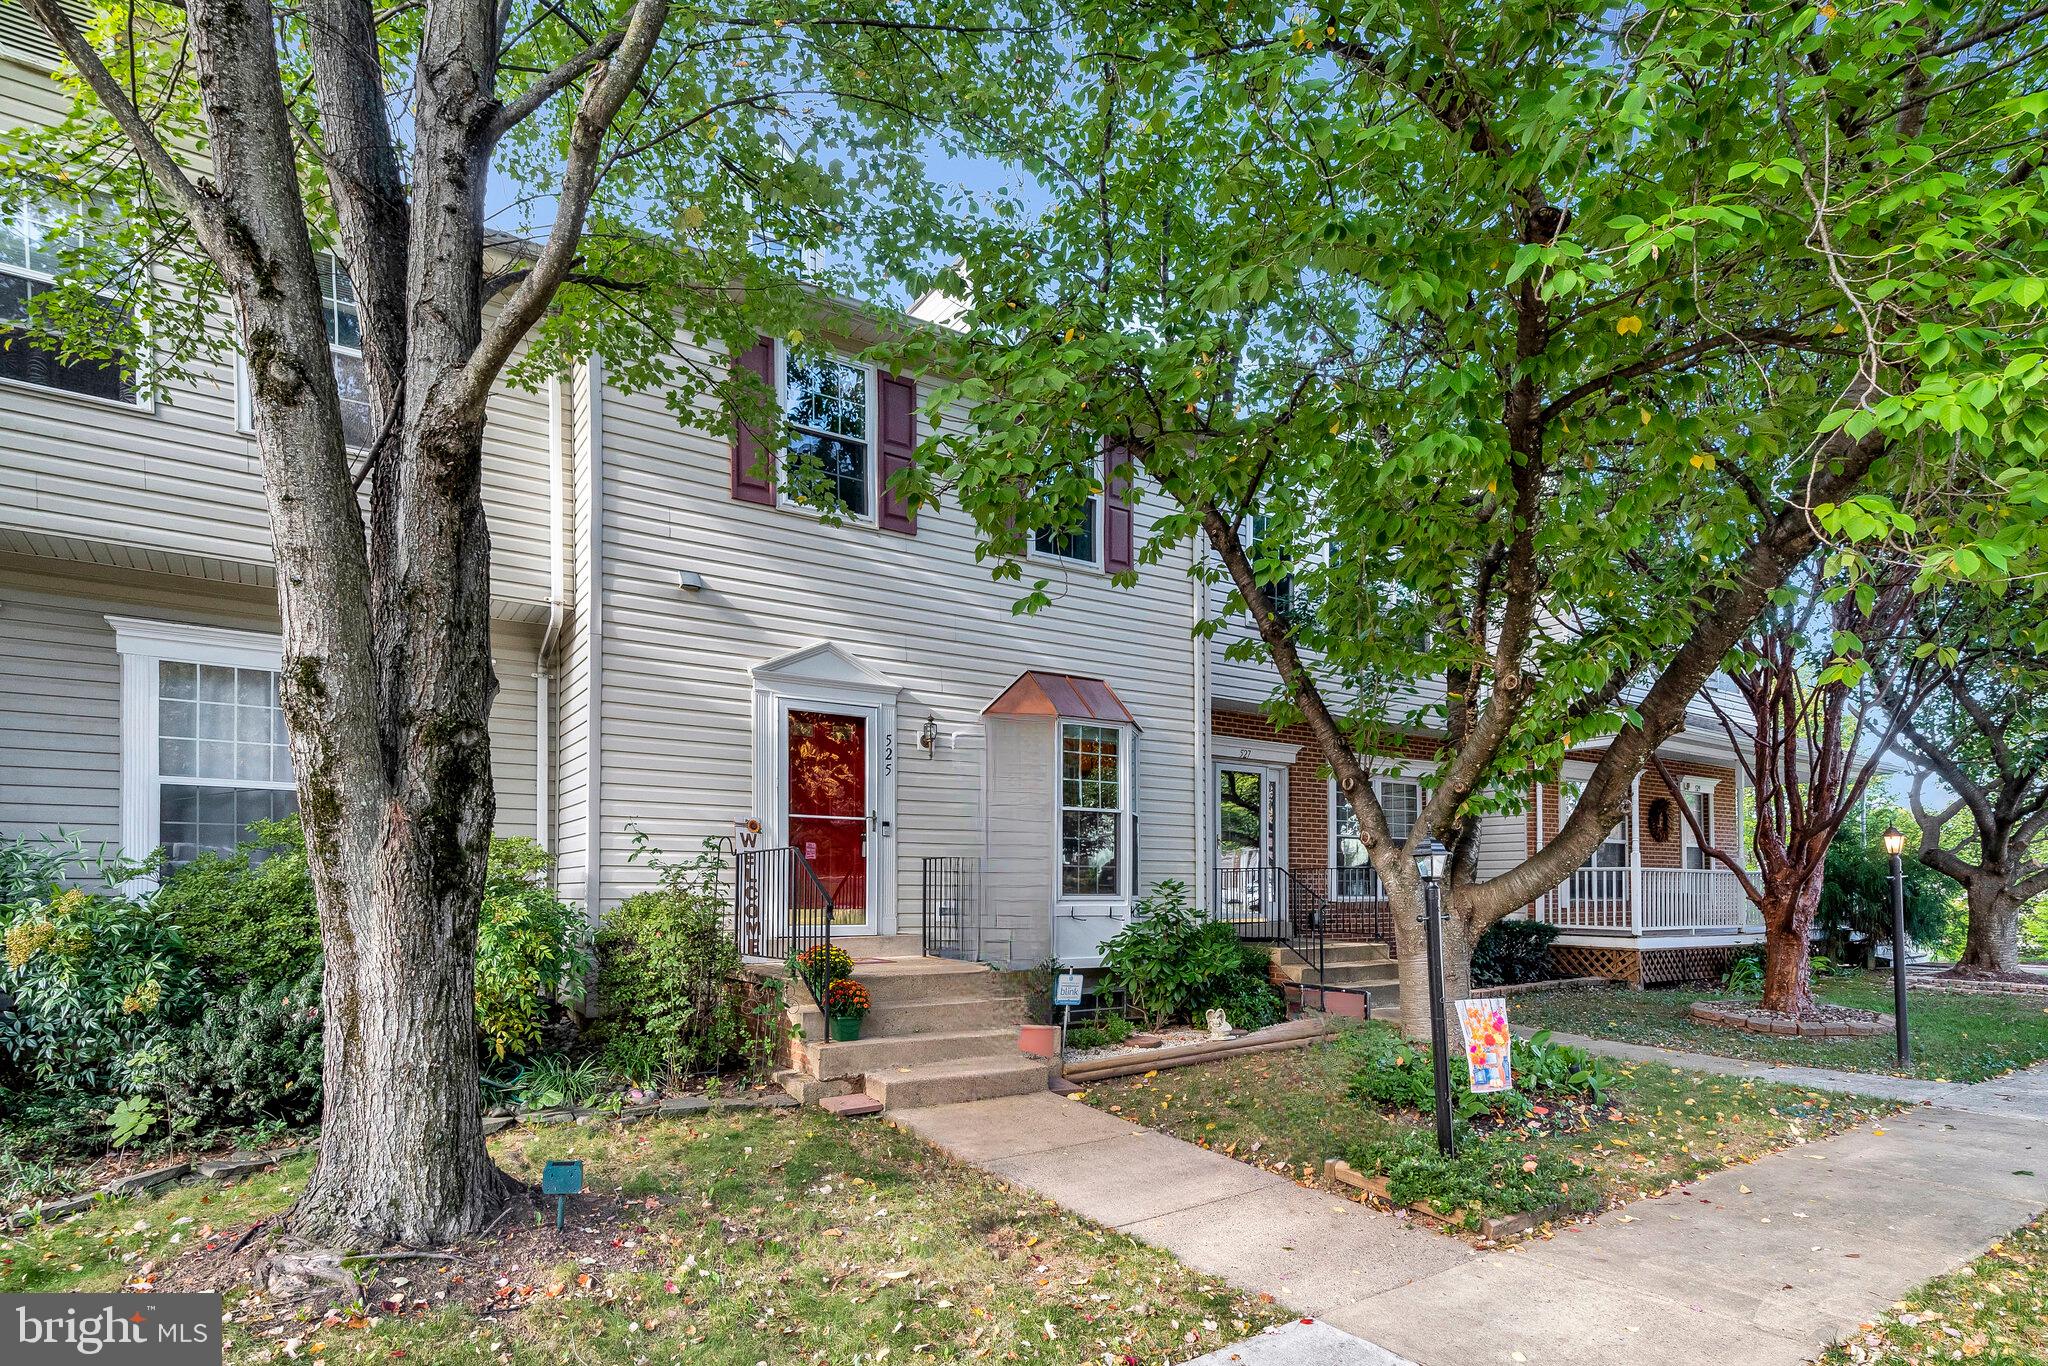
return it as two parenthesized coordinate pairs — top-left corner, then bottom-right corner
(534, 375), (567, 851)
(1191, 545), (1212, 911)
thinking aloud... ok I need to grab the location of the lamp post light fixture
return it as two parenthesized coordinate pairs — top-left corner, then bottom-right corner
(1414, 837), (1455, 1158)
(1883, 826), (1911, 1069)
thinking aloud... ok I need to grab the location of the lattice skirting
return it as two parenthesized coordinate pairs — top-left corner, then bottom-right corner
(1548, 943), (1743, 987)
(1550, 945), (1644, 985)
(1640, 945), (1743, 986)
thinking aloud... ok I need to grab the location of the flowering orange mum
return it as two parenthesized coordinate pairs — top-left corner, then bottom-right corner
(825, 977), (871, 1017)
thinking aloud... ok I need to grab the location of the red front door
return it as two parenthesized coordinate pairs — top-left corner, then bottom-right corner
(787, 708), (869, 922)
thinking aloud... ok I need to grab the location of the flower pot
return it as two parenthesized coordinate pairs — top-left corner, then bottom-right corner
(1018, 1023), (1061, 1058)
(829, 1013), (863, 1042)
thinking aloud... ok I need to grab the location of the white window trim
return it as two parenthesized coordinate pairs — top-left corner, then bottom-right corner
(1053, 718), (1133, 902)
(1327, 763), (1427, 898)
(1027, 449), (1106, 572)
(234, 251), (368, 448)
(0, 198), (154, 412)
(772, 339), (880, 527)
(1679, 780), (1717, 866)
(110, 616), (287, 868)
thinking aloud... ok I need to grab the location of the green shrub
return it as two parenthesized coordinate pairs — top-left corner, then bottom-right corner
(151, 967), (324, 1139)
(1347, 1129), (1601, 1223)
(154, 816), (320, 991)
(0, 850), (198, 1102)
(1097, 880), (1280, 1029)
(1725, 948), (1764, 994)
(592, 828), (774, 1080)
(1470, 919), (1561, 987)
(1342, 1024), (1618, 1123)
(475, 837), (590, 1060)
(1066, 1014), (1136, 1050)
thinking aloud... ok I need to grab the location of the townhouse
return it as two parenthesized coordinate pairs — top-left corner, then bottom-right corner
(0, 20), (1762, 998)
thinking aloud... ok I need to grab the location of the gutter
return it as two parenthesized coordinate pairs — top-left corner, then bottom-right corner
(534, 374), (567, 850)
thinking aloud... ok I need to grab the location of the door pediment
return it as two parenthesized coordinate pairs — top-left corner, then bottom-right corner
(752, 642), (902, 698)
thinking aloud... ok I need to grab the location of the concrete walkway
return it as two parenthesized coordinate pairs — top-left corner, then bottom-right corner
(895, 1060), (2048, 1365)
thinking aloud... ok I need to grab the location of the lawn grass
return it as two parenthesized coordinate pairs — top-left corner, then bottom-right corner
(1817, 1213), (2048, 1365)
(1079, 1021), (1894, 1233)
(0, 1110), (1284, 1364)
(1513, 972), (2048, 1082)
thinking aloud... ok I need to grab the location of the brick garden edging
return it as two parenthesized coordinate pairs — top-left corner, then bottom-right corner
(1911, 977), (2048, 998)
(1688, 1000), (1890, 1038)
(5, 1094), (800, 1230)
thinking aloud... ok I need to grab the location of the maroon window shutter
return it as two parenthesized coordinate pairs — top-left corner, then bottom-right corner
(1103, 444), (1135, 573)
(730, 336), (776, 506)
(876, 371), (917, 535)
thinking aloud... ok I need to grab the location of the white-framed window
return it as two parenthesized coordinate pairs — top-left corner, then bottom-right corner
(1559, 784), (1628, 868)
(1331, 774), (1419, 900)
(1033, 451), (1101, 567)
(111, 617), (299, 869)
(0, 193), (142, 407)
(777, 342), (876, 520)
(1680, 778), (1719, 870)
(236, 250), (374, 449)
(1058, 721), (1126, 897)
(1246, 510), (1295, 620)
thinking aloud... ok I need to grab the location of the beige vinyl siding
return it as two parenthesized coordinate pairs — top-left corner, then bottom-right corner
(585, 346), (1201, 931)
(0, 555), (541, 847)
(0, 63), (561, 616)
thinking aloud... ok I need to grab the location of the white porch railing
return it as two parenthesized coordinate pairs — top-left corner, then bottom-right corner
(1538, 866), (1753, 935)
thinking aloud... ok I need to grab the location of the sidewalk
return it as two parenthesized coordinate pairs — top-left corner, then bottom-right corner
(895, 1059), (2048, 1365)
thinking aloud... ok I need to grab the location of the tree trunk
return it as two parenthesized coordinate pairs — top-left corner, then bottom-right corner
(1388, 879), (1475, 1041)
(1954, 879), (2022, 975)
(1758, 891), (1817, 1017)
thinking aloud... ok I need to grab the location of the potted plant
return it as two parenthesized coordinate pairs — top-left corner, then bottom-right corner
(792, 943), (855, 998)
(825, 978), (871, 1041)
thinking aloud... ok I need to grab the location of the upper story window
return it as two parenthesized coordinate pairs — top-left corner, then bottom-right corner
(1247, 511), (1296, 620)
(237, 250), (375, 449)
(0, 195), (138, 406)
(1059, 721), (1125, 896)
(781, 347), (873, 519)
(1034, 454), (1100, 566)
(111, 618), (300, 871)
(317, 252), (375, 450)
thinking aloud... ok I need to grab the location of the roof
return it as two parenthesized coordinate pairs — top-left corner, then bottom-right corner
(983, 671), (1140, 730)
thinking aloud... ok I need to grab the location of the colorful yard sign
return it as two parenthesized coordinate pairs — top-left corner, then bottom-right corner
(1455, 997), (1513, 1093)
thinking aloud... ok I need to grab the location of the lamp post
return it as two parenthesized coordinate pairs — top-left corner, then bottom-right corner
(1883, 826), (1912, 1069)
(1414, 837), (1455, 1157)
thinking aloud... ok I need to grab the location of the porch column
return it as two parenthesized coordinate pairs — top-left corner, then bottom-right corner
(1628, 772), (1643, 932)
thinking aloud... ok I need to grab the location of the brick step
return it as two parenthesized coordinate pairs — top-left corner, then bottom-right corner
(1272, 958), (1402, 987)
(787, 993), (1026, 1041)
(797, 1027), (1023, 1081)
(863, 1055), (1051, 1110)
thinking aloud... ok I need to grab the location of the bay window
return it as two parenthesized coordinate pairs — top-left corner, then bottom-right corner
(1059, 722), (1125, 896)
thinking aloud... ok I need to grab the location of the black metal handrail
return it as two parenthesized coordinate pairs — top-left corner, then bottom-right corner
(732, 845), (837, 1008)
(920, 855), (979, 960)
(1211, 861), (1327, 985)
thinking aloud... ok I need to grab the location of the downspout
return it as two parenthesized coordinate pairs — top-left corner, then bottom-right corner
(1192, 545), (1213, 911)
(582, 355), (607, 920)
(534, 375), (567, 851)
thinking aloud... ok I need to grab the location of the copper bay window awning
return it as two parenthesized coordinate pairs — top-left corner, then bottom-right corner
(982, 670), (1141, 730)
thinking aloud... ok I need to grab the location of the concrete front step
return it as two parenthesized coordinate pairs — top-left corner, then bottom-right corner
(789, 993), (1026, 1041)
(798, 1026), (1022, 1081)
(762, 956), (1017, 1007)
(863, 1054), (1051, 1110)
(1272, 958), (1402, 988)
(1317, 940), (1393, 966)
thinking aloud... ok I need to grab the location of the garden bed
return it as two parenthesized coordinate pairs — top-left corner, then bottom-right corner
(1688, 999), (1890, 1038)
(1079, 1020), (1896, 1242)
(1513, 969), (2048, 1081)
(0, 1107), (1287, 1364)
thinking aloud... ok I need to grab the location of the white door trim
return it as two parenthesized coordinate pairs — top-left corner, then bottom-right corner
(1214, 757), (1289, 869)
(751, 645), (900, 935)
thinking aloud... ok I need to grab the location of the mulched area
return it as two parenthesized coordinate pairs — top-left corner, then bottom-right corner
(1689, 998), (1889, 1038)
